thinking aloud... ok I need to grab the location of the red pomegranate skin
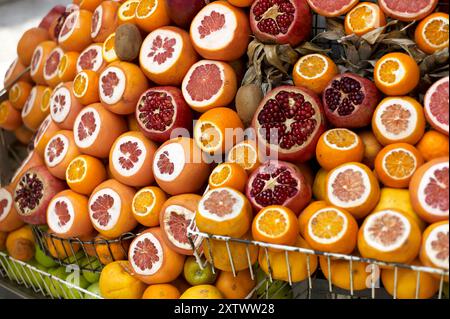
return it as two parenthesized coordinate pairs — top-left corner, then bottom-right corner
(246, 160), (312, 215)
(322, 73), (380, 129)
(250, 0), (312, 46)
(167, 0), (207, 29)
(136, 86), (193, 143)
(39, 5), (66, 31)
(13, 166), (66, 225)
(252, 85), (326, 163)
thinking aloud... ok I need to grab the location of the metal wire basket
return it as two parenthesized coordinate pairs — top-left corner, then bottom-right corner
(0, 251), (102, 299)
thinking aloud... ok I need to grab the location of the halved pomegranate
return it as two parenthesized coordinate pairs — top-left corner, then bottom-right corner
(13, 166), (65, 225)
(323, 73), (380, 128)
(250, 0), (312, 46)
(136, 87), (193, 143)
(246, 160), (312, 215)
(252, 85), (325, 162)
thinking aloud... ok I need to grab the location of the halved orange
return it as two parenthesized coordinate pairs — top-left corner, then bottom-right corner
(139, 26), (198, 86)
(91, 0), (119, 43)
(293, 54), (338, 94)
(415, 12), (449, 55)
(208, 162), (248, 192)
(73, 70), (100, 105)
(194, 107), (244, 155)
(374, 143), (424, 188)
(118, 0), (140, 24)
(79, 0), (103, 12)
(374, 52), (420, 96)
(66, 154), (107, 195)
(135, 0), (170, 33)
(252, 205), (299, 248)
(76, 43), (106, 74)
(30, 41), (57, 85)
(58, 9), (93, 52)
(196, 187), (253, 238)
(21, 85), (49, 132)
(304, 206), (358, 254)
(227, 140), (262, 173)
(316, 128), (365, 171)
(420, 221), (449, 275)
(58, 51), (80, 83)
(40, 87), (53, 113)
(49, 82), (84, 130)
(44, 130), (81, 179)
(8, 81), (32, 110)
(344, 2), (386, 36)
(181, 60), (237, 112)
(0, 101), (21, 131)
(102, 32), (119, 63)
(33, 115), (59, 157)
(131, 186), (167, 227)
(43, 47), (64, 88)
(372, 96), (426, 146)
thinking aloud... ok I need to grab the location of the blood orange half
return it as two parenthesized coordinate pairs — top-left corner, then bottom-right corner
(43, 47), (64, 88)
(49, 82), (84, 130)
(378, 0), (438, 22)
(307, 0), (359, 17)
(420, 221), (449, 272)
(76, 43), (105, 73)
(424, 76), (449, 136)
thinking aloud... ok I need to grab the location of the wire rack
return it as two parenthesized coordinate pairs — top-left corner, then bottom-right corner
(0, 251), (102, 299)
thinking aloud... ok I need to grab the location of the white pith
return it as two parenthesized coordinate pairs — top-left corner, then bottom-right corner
(153, 142), (186, 182)
(210, 164), (232, 187)
(296, 54), (329, 80)
(363, 210), (411, 252)
(0, 188), (13, 223)
(73, 72), (89, 98)
(74, 107), (101, 149)
(58, 10), (79, 43)
(323, 128), (359, 151)
(66, 3), (79, 13)
(21, 87), (37, 118)
(193, 120), (223, 152)
(99, 66), (126, 105)
(90, 5), (103, 39)
(44, 47), (64, 80)
(198, 187), (244, 222)
(47, 196), (75, 235)
(381, 0), (437, 19)
(307, 208), (349, 244)
(163, 204), (195, 250)
(66, 157), (87, 183)
(4, 59), (17, 83)
(136, 0), (158, 19)
(132, 189), (157, 216)
(191, 3), (237, 51)
(140, 29), (183, 74)
(34, 115), (52, 148)
(111, 135), (148, 177)
(255, 207), (291, 238)
(44, 134), (69, 168)
(424, 76), (449, 134)
(377, 58), (406, 86)
(88, 188), (121, 231)
(11, 152), (33, 182)
(327, 164), (372, 208)
(50, 84), (72, 123)
(30, 46), (43, 76)
(382, 148), (417, 180)
(9, 83), (21, 103)
(129, 232), (163, 276)
(418, 161), (449, 217)
(374, 98), (418, 141)
(181, 60), (225, 108)
(77, 44), (104, 73)
(425, 223), (449, 269)
(422, 16), (449, 48)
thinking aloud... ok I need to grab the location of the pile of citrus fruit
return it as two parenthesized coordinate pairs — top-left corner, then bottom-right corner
(0, 0), (448, 300)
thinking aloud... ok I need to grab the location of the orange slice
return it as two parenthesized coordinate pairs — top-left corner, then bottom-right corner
(372, 96), (426, 146)
(374, 143), (424, 188)
(374, 52), (420, 96)
(8, 81), (32, 110)
(293, 54), (339, 94)
(118, 0), (140, 24)
(252, 205), (299, 248)
(344, 2), (386, 36)
(73, 70), (100, 105)
(209, 162), (247, 192)
(415, 12), (449, 55)
(194, 107), (244, 155)
(316, 128), (364, 171)
(66, 154), (107, 195)
(135, 0), (170, 33)
(227, 140), (262, 173)
(131, 186), (167, 227)
(102, 32), (119, 63)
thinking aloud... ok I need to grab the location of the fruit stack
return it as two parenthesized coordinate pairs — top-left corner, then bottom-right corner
(0, 0), (448, 300)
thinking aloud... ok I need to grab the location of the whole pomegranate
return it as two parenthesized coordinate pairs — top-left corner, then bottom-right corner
(252, 85), (326, 162)
(246, 160), (312, 215)
(323, 73), (380, 128)
(250, 0), (312, 46)
(14, 166), (65, 225)
(136, 87), (193, 143)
